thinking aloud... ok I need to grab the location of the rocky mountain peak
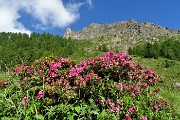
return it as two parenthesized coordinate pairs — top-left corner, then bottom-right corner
(63, 19), (179, 51)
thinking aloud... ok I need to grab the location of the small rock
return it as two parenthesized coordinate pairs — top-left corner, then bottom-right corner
(175, 83), (180, 88)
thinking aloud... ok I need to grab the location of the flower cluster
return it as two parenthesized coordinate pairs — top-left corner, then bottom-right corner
(15, 50), (172, 119)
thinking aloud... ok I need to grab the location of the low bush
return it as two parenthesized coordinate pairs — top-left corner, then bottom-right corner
(1, 50), (174, 119)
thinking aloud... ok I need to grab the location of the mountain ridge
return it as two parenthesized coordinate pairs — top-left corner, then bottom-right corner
(64, 19), (180, 51)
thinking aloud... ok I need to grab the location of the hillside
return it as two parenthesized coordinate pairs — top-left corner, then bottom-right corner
(64, 19), (180, 51)
(0, 32), (102, 69)
(0, 23), (180, 119)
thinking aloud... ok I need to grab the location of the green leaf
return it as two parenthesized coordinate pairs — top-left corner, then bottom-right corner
(75, 106), (81, 114)
(68, 115), (74, 120)
(92, 110), (99, 115)
(99, 110), (106, 117)
(34, 114), (44, 120)
(89, 98), (94, 103)
(1, 117), (10, 120)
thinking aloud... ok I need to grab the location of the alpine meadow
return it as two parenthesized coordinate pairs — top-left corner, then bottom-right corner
(0, 19), (180, 119)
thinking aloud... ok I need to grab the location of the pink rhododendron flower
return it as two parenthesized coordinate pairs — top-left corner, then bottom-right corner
(48, 71), (57, 77)
(60, 57), (68, 63)
(128, 106), (136, 114)
(129, 61), (135, 67)
(100, 100), (104, 105)
(22, 96), (28, 104)
(154, 105), (160, 112)
(118, 100), (123, 106)
(134, 87), (141, 93)
(152, 92), (157, 96)
(148, 79), (153, 83)
(108, 108), (113, 112)
(125, 114), (132, 120)
(121, 61), (126, 67)
(106, 98), (111, 104)
(66, 85), (72, 90)
(149, 73), (153, 77)
(130, 92), (136, 98)
(141, 115), (148, 120)
(36, 89), (44, 99)
(35, 60), (40, 64)
(116, 82), (123, 90)
(142, 83), (147, 87)
(166, 100), (170, 106)
(113, 106), (120, 113)
(45, 78), (50, 82)
(34, 72), (38, 76)
(109, 102), (115, 107)
(15, 65), (22, 74)
(138, 82), (142, 86)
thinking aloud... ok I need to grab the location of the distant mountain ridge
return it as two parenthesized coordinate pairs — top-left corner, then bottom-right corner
(64, 19), (180, 51)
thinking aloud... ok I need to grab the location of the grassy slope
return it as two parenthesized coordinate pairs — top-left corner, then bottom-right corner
(132, 57), (180, 113)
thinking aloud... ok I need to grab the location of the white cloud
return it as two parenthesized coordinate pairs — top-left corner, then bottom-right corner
(87, 0), (93, 8)
(0, 0), (93, 34)
(0, 1), (31, 34)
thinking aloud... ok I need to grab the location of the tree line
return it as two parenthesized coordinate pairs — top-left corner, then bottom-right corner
(0, 32), (93, 69)
(128, 37), (180, 60)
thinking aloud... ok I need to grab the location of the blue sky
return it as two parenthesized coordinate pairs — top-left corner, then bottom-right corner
(0, 0), (180, 36)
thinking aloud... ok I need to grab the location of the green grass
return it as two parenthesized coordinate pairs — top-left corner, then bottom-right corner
(132, 56), (180, 113)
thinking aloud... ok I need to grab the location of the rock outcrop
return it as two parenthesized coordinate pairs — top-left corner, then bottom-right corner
(64, 19), (180, 51)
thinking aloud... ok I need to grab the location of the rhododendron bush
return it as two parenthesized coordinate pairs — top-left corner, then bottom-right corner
(14, 50), (173, 119)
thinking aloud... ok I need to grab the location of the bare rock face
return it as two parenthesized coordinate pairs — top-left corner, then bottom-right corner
(63, 28), (73, 38)
(63, 19), (179, 51)
(176, 83), (180, 88)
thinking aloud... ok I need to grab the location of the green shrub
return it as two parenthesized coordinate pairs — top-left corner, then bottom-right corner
(0, 51), (174, 119)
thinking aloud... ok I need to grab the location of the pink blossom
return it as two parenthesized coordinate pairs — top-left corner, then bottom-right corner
(22, 96), (28, 104)
(108, 108), (113, 112)
(118, 100), (123, 106)
(130, 92), (136, 98)
(116, 82), (123, 90)
(152, 92), (157, 96)
(38, 69), (43, 73)
(60, 57), (68, 63)
(148, 79), (153, 83)
(149, 73), (153, 77)
(141, 115), (148, 120)
(121, 61), (126, 67)
(149, 104), (153, 109)
(124, 114), (132, 120)
(45, 78), (50, 82)
(34, 72), (38, 76)
(81, 75), (90, 84)
(128, 106), (136, 114)
(157, 78), (161, 82)
(66, 85), (72, 90)
(106, 99), (111, 104)
(142, 83), (147, 87)
(129, 61), (135, 67)
(165, 100), (170, 106)
(109, 102), (115, 107)
(140, 65), (144, 69)
(81, 59), (88, 68)
(134, 87), (141, 93)
(100, 100), (104, 105)
(154, 105), (160, 112)
(138, 82), (142, 86)
(35, 60), (40, 64)
(48, 71), (57, 77)
(36, 89), (44, 99)
(112, 106), (120, 113)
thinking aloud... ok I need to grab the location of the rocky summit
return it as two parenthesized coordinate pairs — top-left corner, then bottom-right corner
(64, 19), (180, 51)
